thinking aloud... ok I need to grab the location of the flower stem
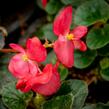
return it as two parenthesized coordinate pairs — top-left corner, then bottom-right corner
(34, 93), (46, 109)
(0, 49), (17, 53)
(0, 39), (53, 53)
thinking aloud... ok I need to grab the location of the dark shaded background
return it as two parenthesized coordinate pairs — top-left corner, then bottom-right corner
(0, 0), (46, 46)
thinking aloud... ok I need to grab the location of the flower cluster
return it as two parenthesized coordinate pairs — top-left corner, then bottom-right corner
(8, 37), (60, 96)
(8, 5), (87, 96)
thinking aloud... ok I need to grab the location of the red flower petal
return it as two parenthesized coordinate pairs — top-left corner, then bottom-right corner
(73, 40), (87, 51)
(53, 6), (73, 36)
(16, 79), (32, 93)
(8, 54), (29, 79)
(54, 36), (74, 67)
(28, 60), (38, 76)
(9, 43), (25, 53)
(28, 64), (53, 85)
(8, 53), (38, 79)
(16, 79), (26, 90)
(32, 65), (60, 96)
(39, 64), (53, 83)
(42, 0), (47, 8)
(26, 37), (47, 62)
(71, 26), (88, 39)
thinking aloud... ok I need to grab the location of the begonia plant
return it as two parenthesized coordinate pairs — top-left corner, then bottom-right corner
(1, 0), (109, 109)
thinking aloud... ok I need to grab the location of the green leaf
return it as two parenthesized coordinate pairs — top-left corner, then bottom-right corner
(57, 79), (88, 109)
(47, 15), (54, 22)
(100, 68), (109, 81)
(1, 82), (33, 109)
(61, 0), (90, 8)
(0, 54), (15, 89)
(0, 65), (15, 89)
(96, 103), (109, 109)
(74, 0), (109, 26)
(42, 93), (74, 109)
(97, 44), (109, 56)
(43, 50), (56, 65)
(0, 98), (6, 109)
(99, 57), (109, 70)
(83, 103), (109, 109)
(60, 0), (74, 5)
(86, 25), (109, 50)
(0, 53), (14, 64)
(33, 28), (44, 39)
(0, 34), (5, 49)
(36, 0), (43, 9)
(45, 0), (62, 15)
(74, 50), (97, 69)
(41, 23), (57, 42)
(82, 104), (94, 109)
(58, 65), (69, 81)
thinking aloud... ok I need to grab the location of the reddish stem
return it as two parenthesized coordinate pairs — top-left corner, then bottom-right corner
(0, 41), (53, 53)
(0, 49), (17, 53)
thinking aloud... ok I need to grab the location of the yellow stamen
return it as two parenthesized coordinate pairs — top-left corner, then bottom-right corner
(43, 39), (53, 48)
(22, 55), (28, 61)
(43, 43), (53, 48)
(66, 34), (74, 40)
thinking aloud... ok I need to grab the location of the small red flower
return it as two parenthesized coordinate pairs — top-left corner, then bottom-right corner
(8, 37), (47, 92)
(42, 0), (47, 8)
(53, 6), (88, 68)
(16, 64), (61, 96)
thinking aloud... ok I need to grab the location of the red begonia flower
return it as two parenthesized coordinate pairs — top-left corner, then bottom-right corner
(53, 6), (88, 67)
(8, 45), (38, 79)
(8, 37), (47, 93)
(16, 64), (61, 96)
(42, 0), (47, 8)
(8, 37), (47, 79)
